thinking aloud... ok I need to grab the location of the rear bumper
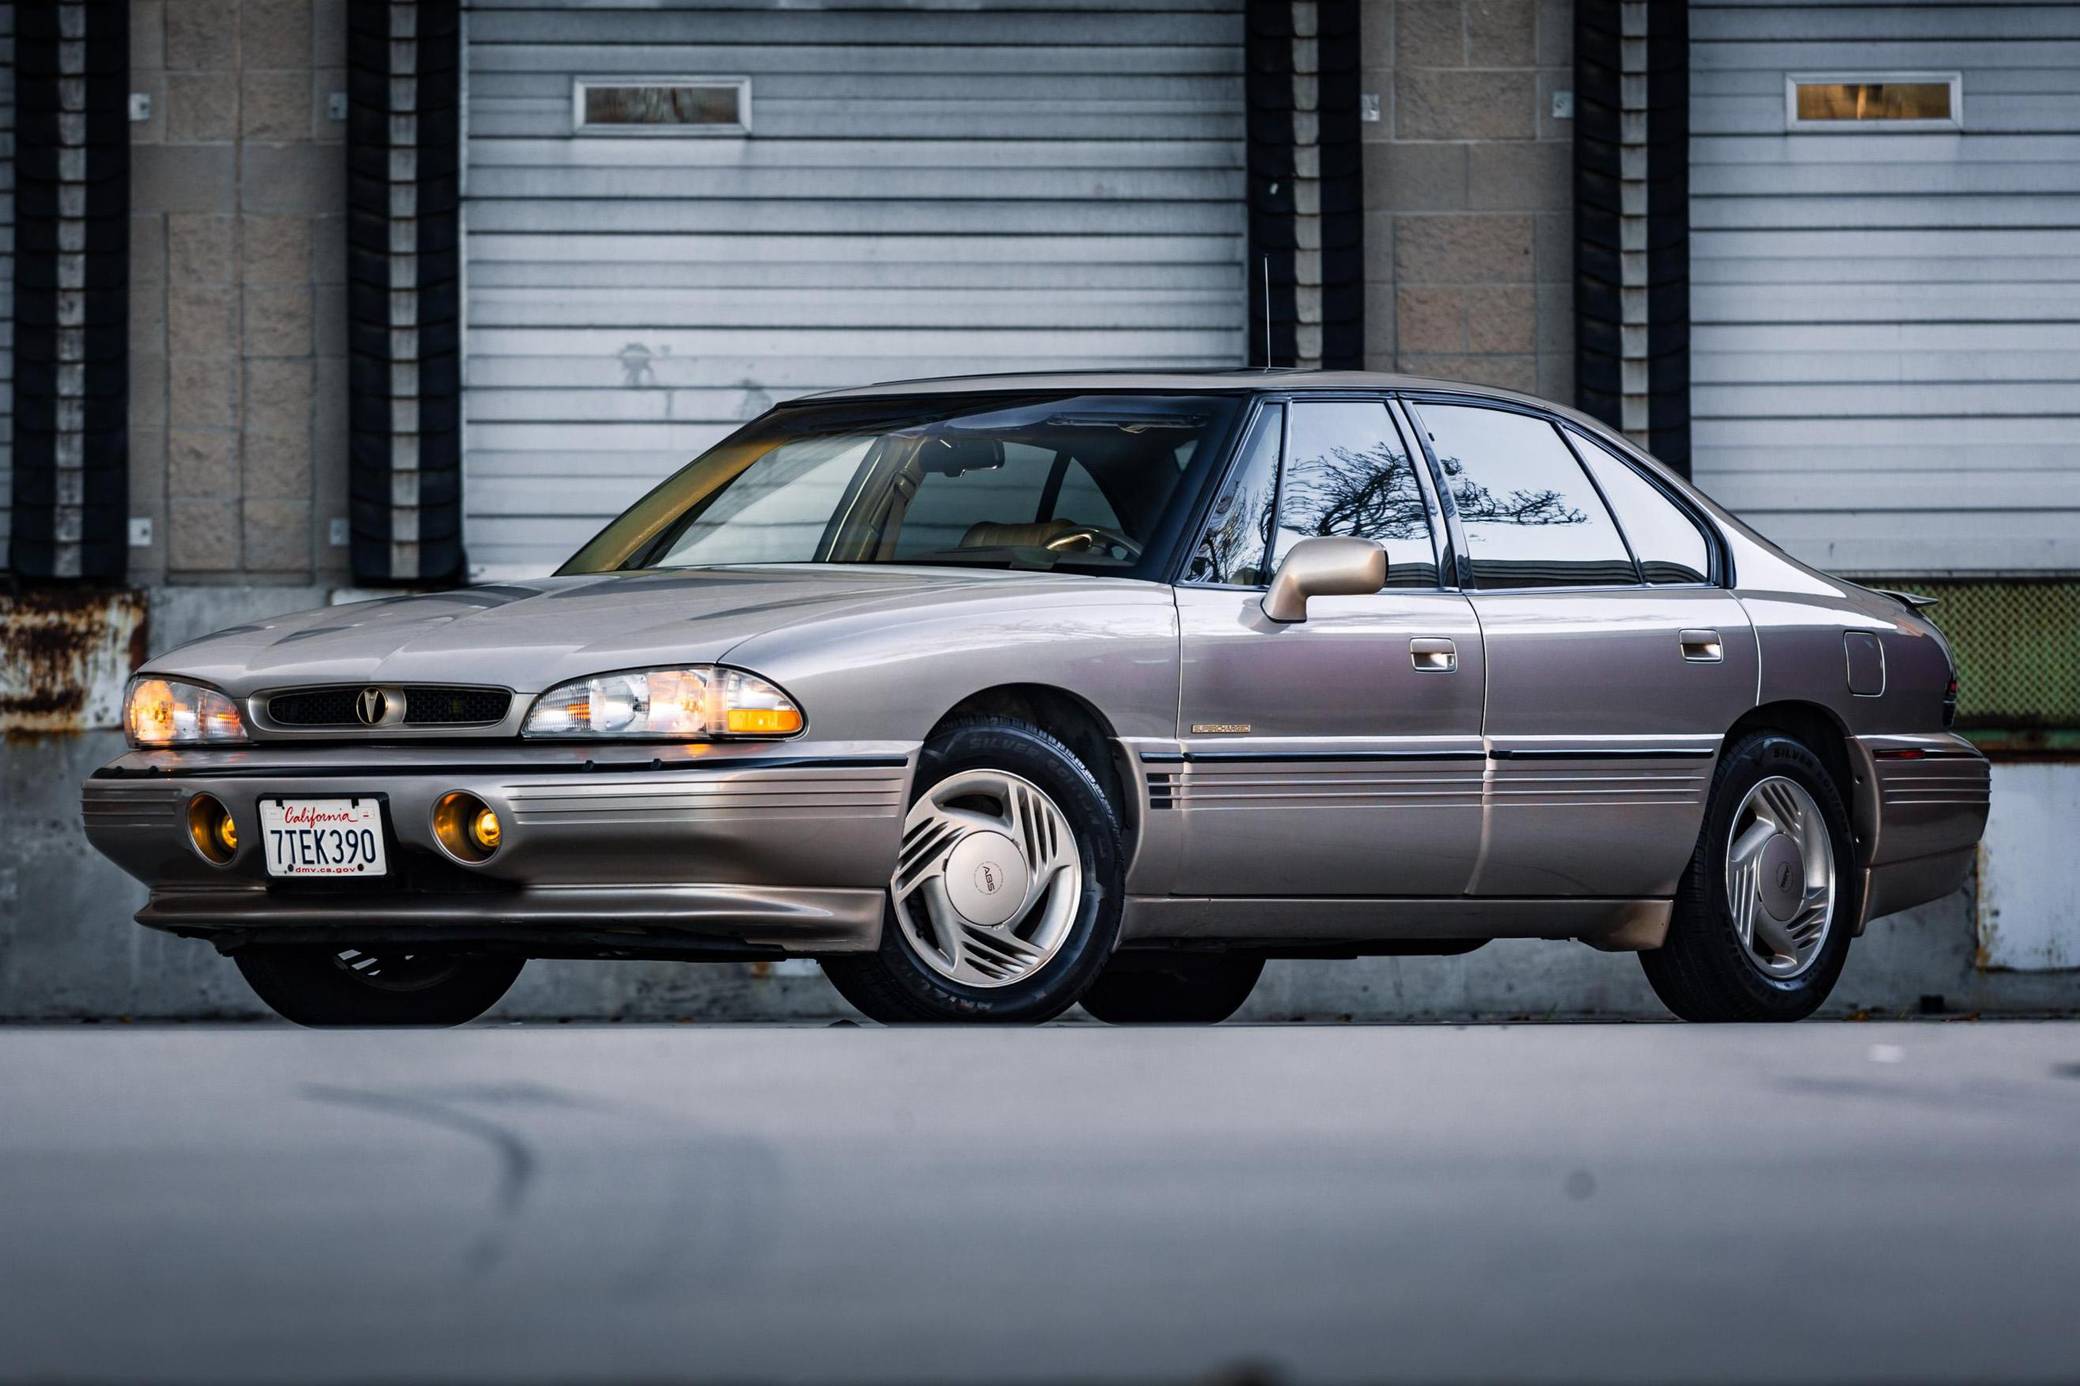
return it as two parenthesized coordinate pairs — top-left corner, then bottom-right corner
(1852, 733), (1990, 929)
(82, 742), (913, 955)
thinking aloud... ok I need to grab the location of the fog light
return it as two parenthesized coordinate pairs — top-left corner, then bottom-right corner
(187, 795), (238, 865)
(433, 791), (500, 863)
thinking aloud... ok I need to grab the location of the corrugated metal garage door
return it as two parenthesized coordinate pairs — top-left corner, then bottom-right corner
(1690, 2), (2080, 575)
(461, 0), (1248, 578)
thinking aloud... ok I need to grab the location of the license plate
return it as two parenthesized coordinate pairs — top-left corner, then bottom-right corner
(259, 798), (388, 878)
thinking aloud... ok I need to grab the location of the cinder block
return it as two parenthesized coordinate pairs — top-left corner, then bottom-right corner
(1360, 73), (1395, 143)
(130, 279), (167, 346)
(1469, 0), (1538, 66)
(132, 146), (236, 213)
(314, 283), (348, 359)
(241, 69), (312, 143)
(133, 0), (167, 72)
(243, 284), (315, 357)
(311, 0), (347, 68)
(169, 279), (238, 360)
(243, 0), (314, 70)
(166, 0), (239, 71)
(240, 215), (312, 285)
(169, 213), (236, 285)
(245, 358), (315, 438)
(1397, 352), (1538, 392)
(167, 73), (240, 144)
(131, 214), (167, 286)
(1360, 0), (1393, 73)
(1365, 279), (1397, 363)
(1366, 141), (1468, 212)
(1465, 285), (1536, 353)
(1537, 68), (1573, 140)
(1534, 210), (1572, 283)
(311, 68), (346, 143)
(131, 354), (170, 434)
(242, 498), (313, 574)
(1537, 351), (1576, 407)
(1397, 1), (1466, 68)
(1537, 280), (1573, 354)
(241, 144), (347, 214)
(128, 72), (166, 144)
(1397, 286), (1468, 353)
(243, 432), (315, 502)
(310, 215), (346, 285)
(169, 354), (240, 430)
(1468, 141), (1571, 211)
(1399, 68), (1537, 141)
(169, 429), (240, 497)
(1537, 0), (1572, 68)
(1394, 213), (1534, 285)
(169, 498), (242, 573)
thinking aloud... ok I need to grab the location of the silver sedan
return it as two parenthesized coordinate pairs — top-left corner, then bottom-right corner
(83, 372), (1989, 1025)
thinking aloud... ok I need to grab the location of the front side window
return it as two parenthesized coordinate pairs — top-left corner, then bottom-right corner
(1274, 400), (1441, 588)
(1410, 402), (1637, 589)
(1567, 430), (1712, 584)
(559, 393), (1241, 579)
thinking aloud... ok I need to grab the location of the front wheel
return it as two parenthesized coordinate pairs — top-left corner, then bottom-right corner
(822, 716), (1124, 1023)
(1079, 953), (1264, 1024)
(1641, 731), (1856, 1022)
(234, 946), (524, 1027)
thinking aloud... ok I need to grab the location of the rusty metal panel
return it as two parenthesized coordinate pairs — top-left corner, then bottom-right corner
(0, 590), (148, 733)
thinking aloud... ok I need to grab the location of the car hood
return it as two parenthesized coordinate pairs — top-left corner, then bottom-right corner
(145, 566), (1069, 695)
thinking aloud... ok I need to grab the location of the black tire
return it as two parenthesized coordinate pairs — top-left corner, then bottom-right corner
(822, 715), (1125, 1023)
(234, 946), (524, 1027)
(1641, 731), (1857, 1022)
(1080, 953), (1265, 1024)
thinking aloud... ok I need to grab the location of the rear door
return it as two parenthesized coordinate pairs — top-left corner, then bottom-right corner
(1172, 397), (1486, 897)
(1403, 398), (1757, 898)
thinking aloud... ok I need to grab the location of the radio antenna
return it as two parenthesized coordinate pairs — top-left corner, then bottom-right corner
(1260, 256), (1272, 368)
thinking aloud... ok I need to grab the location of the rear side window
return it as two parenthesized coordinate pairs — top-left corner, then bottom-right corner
(1566, 430), (1712, 584)
(1409, 402), (1636, 589)
(1275, 400), (1440, 588)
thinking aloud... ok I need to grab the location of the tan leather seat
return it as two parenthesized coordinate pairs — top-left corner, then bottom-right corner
(960, 519), (1077, 550)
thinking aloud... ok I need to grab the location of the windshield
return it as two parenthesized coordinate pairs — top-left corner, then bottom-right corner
(558, 393), (1244, 579)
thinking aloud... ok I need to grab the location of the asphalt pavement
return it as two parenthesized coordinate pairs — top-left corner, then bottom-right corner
(2, 1021), (2077, 1384)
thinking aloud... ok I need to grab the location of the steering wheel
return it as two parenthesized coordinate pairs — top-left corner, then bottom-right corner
(1044, 525), (1143, 562)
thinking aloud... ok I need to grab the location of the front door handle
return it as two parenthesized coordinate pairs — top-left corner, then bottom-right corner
(1680, 629), (1724, 663)
(1410, 637), (1458, 672)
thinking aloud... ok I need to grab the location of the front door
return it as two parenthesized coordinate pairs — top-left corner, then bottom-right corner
(1405, 398), (1758, 898)
(1173, 398), (1487, 897)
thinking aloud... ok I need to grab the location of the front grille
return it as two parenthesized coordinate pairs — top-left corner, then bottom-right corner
(267, 686), (512, 728)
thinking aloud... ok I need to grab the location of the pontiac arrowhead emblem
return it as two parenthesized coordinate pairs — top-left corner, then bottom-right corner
(356, 687), (388, 726)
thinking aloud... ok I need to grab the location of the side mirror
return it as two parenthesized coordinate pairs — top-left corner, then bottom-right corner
(1262, 536), (1388, 623)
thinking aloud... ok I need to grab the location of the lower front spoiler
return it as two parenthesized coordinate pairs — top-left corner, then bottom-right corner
(139, 883), (886, 960)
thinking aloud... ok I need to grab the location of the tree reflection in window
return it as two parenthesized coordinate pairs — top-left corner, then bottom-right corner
(1275, 401), (1439, 587)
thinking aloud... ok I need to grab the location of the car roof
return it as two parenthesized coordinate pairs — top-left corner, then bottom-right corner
(796, 368), (1624, 452)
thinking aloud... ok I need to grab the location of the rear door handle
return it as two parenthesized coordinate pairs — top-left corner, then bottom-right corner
(1410, 637), (1458, 672)
(1680, 629), (1724, 663)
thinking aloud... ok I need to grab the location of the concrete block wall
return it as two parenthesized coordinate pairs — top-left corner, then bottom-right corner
(1360, 0), (1575, 404)
(128, 0), (349, 587)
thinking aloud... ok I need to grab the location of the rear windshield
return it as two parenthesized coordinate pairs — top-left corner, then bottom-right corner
(558, 393), (1243, 580)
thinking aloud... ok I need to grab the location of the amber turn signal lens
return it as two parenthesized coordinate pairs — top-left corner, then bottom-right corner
(723, 705), (804, 735)
(433, 791), (500, 863)
(187, 795), (238, 865)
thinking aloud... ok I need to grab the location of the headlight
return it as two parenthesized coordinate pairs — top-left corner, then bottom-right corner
(125, 677), (248, 747)
(521, 666), (804, 739)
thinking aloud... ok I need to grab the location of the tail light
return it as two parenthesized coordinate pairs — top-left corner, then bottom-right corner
(1942, 675), (1959, 729)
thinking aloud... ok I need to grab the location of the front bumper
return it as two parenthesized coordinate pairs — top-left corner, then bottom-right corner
(82, 741), (914, 956)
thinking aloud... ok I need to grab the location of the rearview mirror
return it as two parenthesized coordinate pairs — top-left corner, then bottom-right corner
(1262, 537), (1388, 623)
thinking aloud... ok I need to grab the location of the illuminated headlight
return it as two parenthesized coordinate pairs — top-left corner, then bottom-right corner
(125, 677), (248, 748)
(521, 666), (804, 739)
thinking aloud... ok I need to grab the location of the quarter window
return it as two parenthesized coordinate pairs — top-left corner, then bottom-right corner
(1567, 430), (1711, 584)
(1185, 405), (1281, 585)
(1275, 400), (1440, 588)
(1410, 403), (1636, 589)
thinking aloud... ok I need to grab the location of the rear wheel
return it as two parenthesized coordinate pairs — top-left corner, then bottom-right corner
(234, 946), (524, 1027)
(1641, 731), (1855, 1022)
(1080, 953), (1264, 1025)
(822, 716), (1124, 1023)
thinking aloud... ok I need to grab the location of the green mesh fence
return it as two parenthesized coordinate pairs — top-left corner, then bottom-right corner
(1875, 579), (2080, 742)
